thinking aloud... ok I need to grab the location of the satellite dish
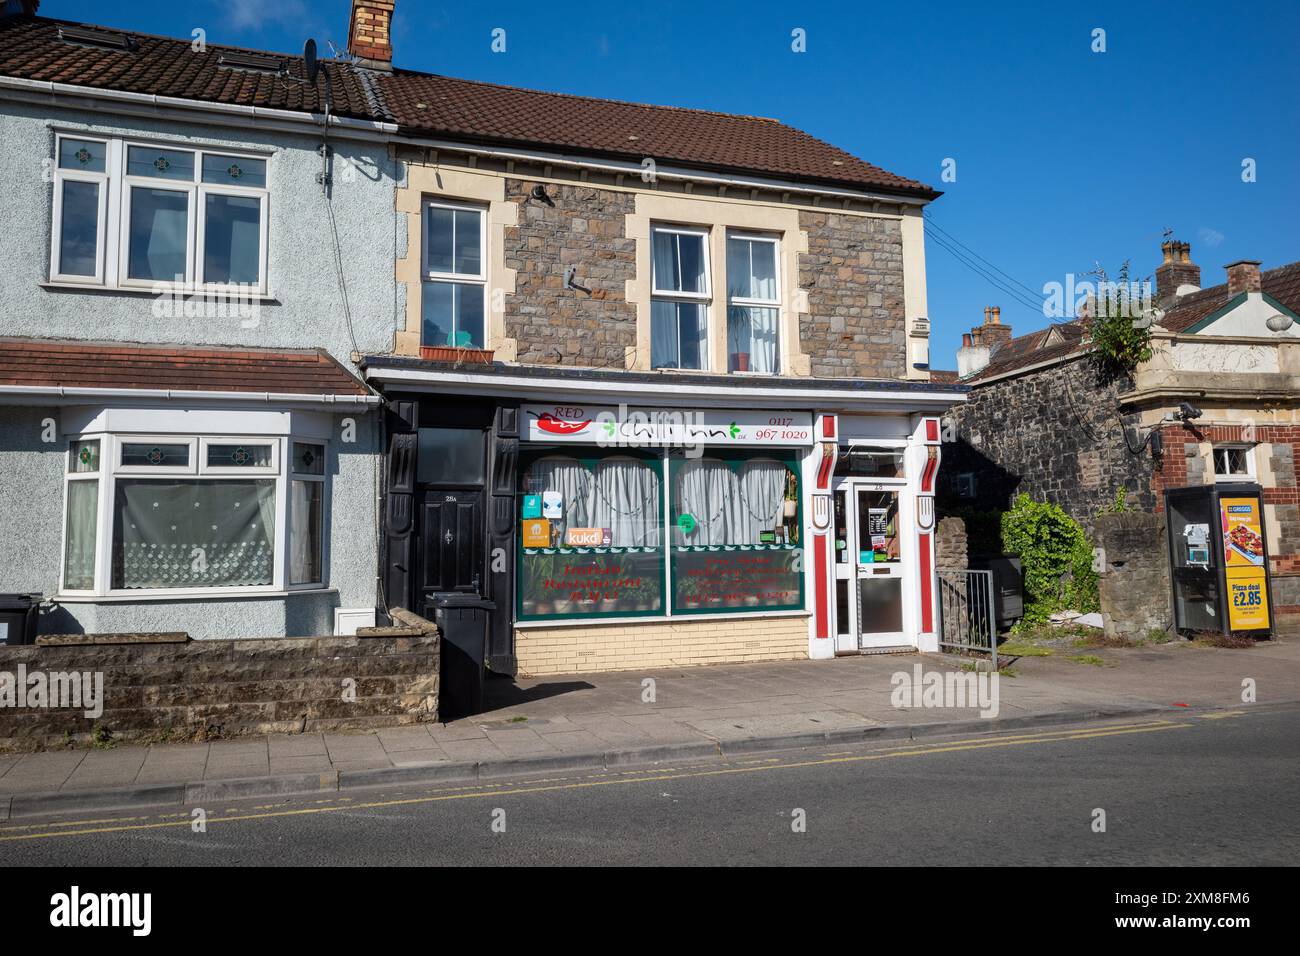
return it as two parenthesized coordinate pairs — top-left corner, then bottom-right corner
(303, 38), (319, 85)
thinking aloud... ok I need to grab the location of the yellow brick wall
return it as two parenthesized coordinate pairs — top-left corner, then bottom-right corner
(516, 615), (810, 676)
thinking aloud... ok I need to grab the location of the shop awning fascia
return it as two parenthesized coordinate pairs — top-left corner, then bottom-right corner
(362, 362), (968, 414)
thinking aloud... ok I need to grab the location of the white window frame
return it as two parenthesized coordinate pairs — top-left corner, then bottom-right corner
(199, 437), (280, 476)
(288, 441), (328, 589)
(58, 431), (329, 599)
(1212, 444), (1256, 481)
(59, 438), (104, 595)
(725, 230), (782, 375)
(49, 133), (271, 296)
(421, 198), (489, 349)
(650, 224), (712, 370)
(49, 135), (110, 285)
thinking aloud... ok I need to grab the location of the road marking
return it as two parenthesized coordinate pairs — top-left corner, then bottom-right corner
(0, 718), (1193, 843)
(1198, 711), (1246, 720)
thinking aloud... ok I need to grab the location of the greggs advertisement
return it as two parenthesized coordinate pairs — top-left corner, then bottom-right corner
(1220, 496), (1271, 630)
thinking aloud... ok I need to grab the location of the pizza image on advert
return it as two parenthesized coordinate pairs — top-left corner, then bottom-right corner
(1227, 523), (1264, 564)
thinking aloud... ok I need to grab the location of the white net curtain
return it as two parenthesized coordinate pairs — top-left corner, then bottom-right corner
(526, 456), (660, 548)
(113, 479), (275, 588)
(674, 458), (789, 546)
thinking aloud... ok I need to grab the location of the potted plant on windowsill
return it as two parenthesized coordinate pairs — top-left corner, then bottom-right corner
(729, 351), (751, 372)
(420, 330), (494, 364)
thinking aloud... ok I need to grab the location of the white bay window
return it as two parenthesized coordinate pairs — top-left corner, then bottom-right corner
(50, 133), (270, 294)
(60, 432), (326, 596)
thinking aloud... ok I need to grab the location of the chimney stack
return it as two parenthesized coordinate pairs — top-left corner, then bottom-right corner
(975, 303), (1013, 350)
(1156, 239), (1200, 306)
(348, 0), (395, 71)
(1225, 260), (1262, 296)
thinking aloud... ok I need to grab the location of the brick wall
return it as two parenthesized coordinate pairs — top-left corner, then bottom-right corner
(502, 179), (637, 367)
(798, 210), (907, 379)
(0, 631), (439, 749)
(516, 615), (809, 675)
(938, 356), (1154, 536)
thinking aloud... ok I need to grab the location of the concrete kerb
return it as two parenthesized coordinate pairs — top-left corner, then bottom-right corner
(0, 703), (1181, 820)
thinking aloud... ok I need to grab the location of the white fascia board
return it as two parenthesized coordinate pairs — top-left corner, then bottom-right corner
(363, 366), (966, 412)
(0, 384), (381, 409)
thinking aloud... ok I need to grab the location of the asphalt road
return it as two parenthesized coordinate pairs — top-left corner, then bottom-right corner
(2, 705), (1296, 866)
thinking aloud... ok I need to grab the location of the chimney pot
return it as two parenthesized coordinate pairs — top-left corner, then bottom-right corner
(962, 333), (973, 347)
(1156, 236), (1200, 306)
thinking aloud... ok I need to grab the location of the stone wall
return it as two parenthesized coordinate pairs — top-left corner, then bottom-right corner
(0, 627), (439, 750)
(935, 516), (968, 569)
(1095, 512), (1171, 638)
(798, 210), (907, 379)
(938, 355), (1155, 536)
(502, 179), (638, 367)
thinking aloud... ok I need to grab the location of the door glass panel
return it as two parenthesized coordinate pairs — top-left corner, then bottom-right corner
(856, 489), (900, 564)
(835, 578), (851, 637)
(858, 577), (903, 633)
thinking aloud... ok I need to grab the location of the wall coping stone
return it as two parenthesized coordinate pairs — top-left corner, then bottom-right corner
(35, 632), (190, 647)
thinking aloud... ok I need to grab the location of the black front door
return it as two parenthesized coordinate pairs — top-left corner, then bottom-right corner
(419, 489), (484, 599)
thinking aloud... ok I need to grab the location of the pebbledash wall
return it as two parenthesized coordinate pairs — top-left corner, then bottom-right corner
(0, 100), (400, 638)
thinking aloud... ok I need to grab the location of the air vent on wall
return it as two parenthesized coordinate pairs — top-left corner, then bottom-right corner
(217, 52), (285, 75)
(57, 25), (137, 51)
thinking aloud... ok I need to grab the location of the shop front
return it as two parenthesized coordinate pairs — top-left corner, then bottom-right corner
(362, 360), (963, 675)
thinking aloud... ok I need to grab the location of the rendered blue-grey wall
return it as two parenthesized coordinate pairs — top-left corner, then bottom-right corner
(0, 404), (381, 639)
(0, 99), (402, 360)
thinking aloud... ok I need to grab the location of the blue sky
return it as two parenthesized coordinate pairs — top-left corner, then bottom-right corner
(46, 0), (1300, 366)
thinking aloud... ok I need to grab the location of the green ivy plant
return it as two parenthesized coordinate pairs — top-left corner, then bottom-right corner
(1086, 260), (1154, 379)
(1001, 493), (1099, 627)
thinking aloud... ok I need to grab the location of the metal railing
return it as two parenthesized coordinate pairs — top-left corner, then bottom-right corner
(937, 568), (997, 669)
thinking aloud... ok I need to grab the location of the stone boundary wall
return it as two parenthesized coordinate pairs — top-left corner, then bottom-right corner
(1095, 512), (1172, 638)
(0, 622), (439, 750)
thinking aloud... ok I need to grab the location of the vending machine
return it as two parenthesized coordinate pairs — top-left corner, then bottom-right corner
(1164, 483), (1273, 636)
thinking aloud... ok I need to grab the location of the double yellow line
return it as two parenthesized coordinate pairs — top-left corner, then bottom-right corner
(0, 717), (1194, 844)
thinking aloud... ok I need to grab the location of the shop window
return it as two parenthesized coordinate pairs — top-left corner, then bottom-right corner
(517, 452), (663, 619)
(670, 455), (803, 614)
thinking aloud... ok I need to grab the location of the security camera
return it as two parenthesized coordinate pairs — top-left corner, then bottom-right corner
(1178, 402), (1203, 421)
(530, 184), (548, 201)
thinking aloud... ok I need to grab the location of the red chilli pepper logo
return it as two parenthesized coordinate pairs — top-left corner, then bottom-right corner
(535, 412), (590, 435)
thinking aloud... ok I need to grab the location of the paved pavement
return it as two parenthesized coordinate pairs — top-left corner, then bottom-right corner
(3, 704), (1295, 865)
(1, 636), (1297, 817)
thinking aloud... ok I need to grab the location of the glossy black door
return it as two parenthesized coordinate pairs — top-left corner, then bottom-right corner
(419, 490), (484, 597)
